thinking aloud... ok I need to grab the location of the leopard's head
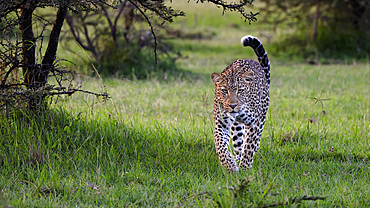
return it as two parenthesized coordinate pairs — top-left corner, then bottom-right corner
(211, 70), (254, 114)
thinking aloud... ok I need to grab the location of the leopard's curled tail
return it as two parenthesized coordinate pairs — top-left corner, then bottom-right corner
(241, 35), (270, 85)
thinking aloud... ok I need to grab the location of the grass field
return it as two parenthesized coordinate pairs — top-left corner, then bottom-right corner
(1, 1), (370, 207)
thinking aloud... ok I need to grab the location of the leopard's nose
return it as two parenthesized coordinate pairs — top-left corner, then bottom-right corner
(229, 104), (237, 109)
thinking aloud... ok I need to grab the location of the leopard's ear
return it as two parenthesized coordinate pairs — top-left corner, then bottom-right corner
(211, 73), (222, 86)
(241, 71), (254, 84)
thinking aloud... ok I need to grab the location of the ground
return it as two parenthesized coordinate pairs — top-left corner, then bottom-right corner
(0, 1), (369, 207)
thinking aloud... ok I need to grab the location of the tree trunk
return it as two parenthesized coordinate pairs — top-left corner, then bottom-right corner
(19, 1), (68, 110)
(312, 0), (321, 41)
(41, 4), (68, 85)
(348, 0), (366, 31)
(19, 6), (37, 89)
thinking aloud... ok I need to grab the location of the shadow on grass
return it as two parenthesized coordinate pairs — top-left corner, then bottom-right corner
(2, 108), (368, 177)
(0, 108), (220, 178)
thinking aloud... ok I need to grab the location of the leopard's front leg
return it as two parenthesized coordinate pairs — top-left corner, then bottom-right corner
(213, 110), (238, 172)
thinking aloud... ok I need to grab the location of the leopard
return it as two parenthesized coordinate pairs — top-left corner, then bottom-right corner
(211, 35), (270, 172)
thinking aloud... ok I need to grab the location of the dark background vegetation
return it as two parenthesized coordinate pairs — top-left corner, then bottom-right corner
(259, 0), (370, 63)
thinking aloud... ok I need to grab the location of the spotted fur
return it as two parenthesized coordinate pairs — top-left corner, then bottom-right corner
(211, 35), (270, 172)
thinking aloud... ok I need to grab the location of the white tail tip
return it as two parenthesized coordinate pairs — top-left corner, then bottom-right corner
(241, 35), (259, 47)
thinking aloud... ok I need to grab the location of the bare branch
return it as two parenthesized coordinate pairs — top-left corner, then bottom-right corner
(46, 88), (109, 98)
(65, 14), (89, 50)
(127, 0), (158, 64)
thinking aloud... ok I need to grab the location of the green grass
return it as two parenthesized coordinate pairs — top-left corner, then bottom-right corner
(1, 63), (369, 207)
(1, 1), (370, 207)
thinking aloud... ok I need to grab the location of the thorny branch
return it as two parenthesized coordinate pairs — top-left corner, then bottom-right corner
(127, 0), (159, 64)
(204, 0), (259, 23)
(0, 0), (110, 112)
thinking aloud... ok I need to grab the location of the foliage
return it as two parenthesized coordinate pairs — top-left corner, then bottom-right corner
(63, 0), (258, 78)
(63, 0), (182, 79)
(268, 25), (370, 64)
(258, 0), (370, 63)
(96, 43), (182, 79)
(259, 0), (370, 35)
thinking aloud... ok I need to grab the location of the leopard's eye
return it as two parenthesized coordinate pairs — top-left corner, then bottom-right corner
(221, 89), (228, 94)
(238, 89), (244, 94)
